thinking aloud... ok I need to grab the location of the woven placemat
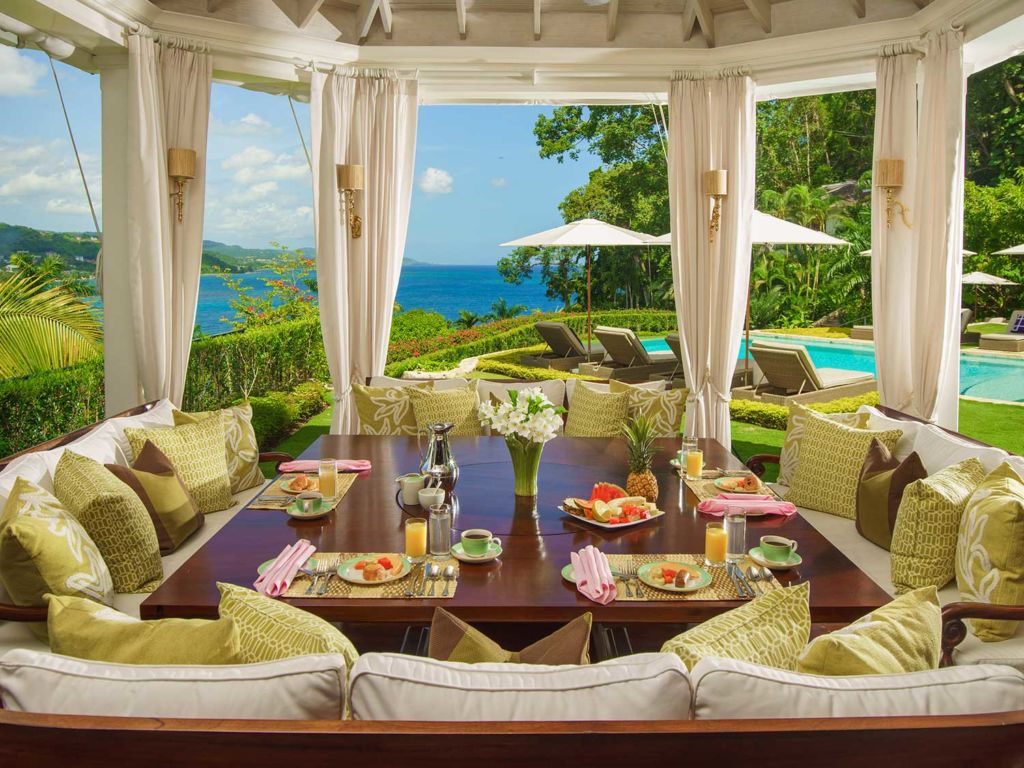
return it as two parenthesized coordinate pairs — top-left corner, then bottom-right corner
(281, 553), (459, 599)
(681, 476), (780, 503)
(249, 473), (357, 511)
(602, 553), (780, 601)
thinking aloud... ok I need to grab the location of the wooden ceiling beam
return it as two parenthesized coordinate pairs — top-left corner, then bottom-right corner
(533, 0), (541, 41)
(379, 0), (393, 38)
(849, 0), (866, 18)
(607, 0), (619, 42)
(357, 0), (380, 41)
(912, 0), (931, 7)
(743, 0), (771, 33)
(455, 0), (467, 39)
(682, 0), (714, 47)
(206, 0), (224, 12)
(283, 0), (326, 29)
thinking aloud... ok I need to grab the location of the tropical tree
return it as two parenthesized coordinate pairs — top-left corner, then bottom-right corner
(216, 243), (317, 329)
(489, 297), (527, 320)
(453, 310), (485, 329)
(0, 272), (101, 378)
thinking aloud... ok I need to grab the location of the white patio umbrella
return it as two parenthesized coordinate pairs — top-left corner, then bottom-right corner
(994, 244), (1024, 255)
(962, 271), (1019, 318)
(501, 218), (653, 354)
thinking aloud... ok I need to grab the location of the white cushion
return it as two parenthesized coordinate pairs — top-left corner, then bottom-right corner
(369, 376), (468, 391)
(477, 379), (566, 410)
(691, 657), (1024, 719)
(0, 452), (50, 508)
(349, 652), (691, 721)
(0, 649), (347, 720)
(106, 399), (177, 461)
(565, 378), (664, 405)
(39, 421), (128, 480)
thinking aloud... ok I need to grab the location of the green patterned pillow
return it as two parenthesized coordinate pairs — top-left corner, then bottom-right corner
(217, 582), (359, 668)
(891, 458), (986, 594)
(778, 403), (869, 486)
(785, 415), (902, 519)
(955, 462), (1024, 641)
(125, 417), (233, 514)
(796, 586), (941, 675)
(174, 402), (264, 493)
(661, 583), (810, 671)
(0, 478), (114, 624)
(353, 381), (432, 435)
(53, 451), (162, 594)
(48, 594), (240, 665)
(409, 382), (482, 437)
(564, 382), (630, 438)
(609, 381), (687, 438)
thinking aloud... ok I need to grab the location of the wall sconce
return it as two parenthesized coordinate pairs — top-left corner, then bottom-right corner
(337, 163), (365, 239)
(704, 169), (728, 243)
(875, 158), (912, 229)
(167, 148), (196, 224)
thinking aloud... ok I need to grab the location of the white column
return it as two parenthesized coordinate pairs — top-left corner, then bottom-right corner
(99, 56), (143, 416)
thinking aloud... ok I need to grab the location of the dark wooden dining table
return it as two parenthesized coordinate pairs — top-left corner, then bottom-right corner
(141, 435), (891, 629)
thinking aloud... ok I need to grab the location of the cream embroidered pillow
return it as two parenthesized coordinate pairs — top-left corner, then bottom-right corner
(891, 458), (986, 594)
(124, 417), (233, 514)
(174, 402), (264, 493)
(785, 415), (902, 519)
(661, 583), (810, 671)
(609, 381), (687, 438)
(564, 382), (630, 438)
(955, 462), (1024, 641)
(353, 381), (433, 436)
(409, 382), (483, 437)
(778, 404), (869, 486)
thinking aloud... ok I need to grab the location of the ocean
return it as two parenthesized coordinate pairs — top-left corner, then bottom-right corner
(195, 264), (562, 334)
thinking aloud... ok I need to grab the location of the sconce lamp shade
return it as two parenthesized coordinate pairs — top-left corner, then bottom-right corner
(167, 148), (196, 180)
(337, 164), (365, 191)
(703, 169), (728, 197)
(875, 158), (904, 188)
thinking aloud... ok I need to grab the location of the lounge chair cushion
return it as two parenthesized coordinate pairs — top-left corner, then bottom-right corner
(814, 368), (874, 388)
(535, 321), (593, 358)
(778, 403), (868, 486)
(609, 380), (686, 437)
(173, 402), (265, 493)
(349, 652), (691, 721)
(564, 382), (630, 438)
(594, 325), (675, 367)
(409, 382), (484, 437)
(0, 649), (348, 720)
(691, 657), (1024, 719)
(353, 381), (433, 436)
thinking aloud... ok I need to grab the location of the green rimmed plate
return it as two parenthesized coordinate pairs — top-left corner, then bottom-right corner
(637, 561), (712, 593)
(337, 554), (412, 585)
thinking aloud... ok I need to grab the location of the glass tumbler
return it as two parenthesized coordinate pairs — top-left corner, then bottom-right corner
(704, 521), (727, 567)
(725, 511), (747, 563)
(405, 517), (427, 562)
(319, 459), (338, 499)
(428, 503), (452, 558)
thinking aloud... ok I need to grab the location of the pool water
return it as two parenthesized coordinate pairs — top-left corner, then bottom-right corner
(641, 334), (1024, 403)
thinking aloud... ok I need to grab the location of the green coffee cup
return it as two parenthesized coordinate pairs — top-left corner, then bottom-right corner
(760, 535), (798, 563)
(461, 529), (500, 557)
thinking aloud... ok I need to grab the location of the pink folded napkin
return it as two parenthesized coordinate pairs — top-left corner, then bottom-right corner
(277, 459), (372, 473)
(697, 494), (797, 518)
(254, 540), (316, 597)
(570, 546), (617, 605)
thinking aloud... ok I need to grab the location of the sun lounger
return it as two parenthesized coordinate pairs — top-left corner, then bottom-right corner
(520, 321), (606, 371)
(578, 325), (678, 380)
(851, 309), (974, 343)
(979, 310), (1024, 353)
(649, 332), (754, 387)
(742, 339), (876, 404)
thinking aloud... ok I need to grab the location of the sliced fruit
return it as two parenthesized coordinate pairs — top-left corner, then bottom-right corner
(592, 499), (614, 523)
(740, 475), (760, 491)
(590, 482), (627, 503)
(608, 496), (647, 510)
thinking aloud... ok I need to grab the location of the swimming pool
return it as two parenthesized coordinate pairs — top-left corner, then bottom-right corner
(641, 334), (1024, 403)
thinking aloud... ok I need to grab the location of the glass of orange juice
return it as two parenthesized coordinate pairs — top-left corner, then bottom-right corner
(319, 459), (338, 499)
(704, 521), (727, 567)
(681, 438), (703, 481)
(405, 517), (427, 561)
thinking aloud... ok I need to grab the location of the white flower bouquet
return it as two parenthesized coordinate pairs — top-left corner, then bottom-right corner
(479, 387), (565, 496)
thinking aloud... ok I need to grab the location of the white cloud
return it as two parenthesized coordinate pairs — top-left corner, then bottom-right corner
(0, 48), (47, 97)
(211, 112), (275, 136)
(211, 200), (313, 238)
(222, 145), (308, 184)
(0, 136), (101, 228)
(226, 180), (279, 204)
(490, 177), (508, 189)
(418, 167), (453, 195)
(46, 198), (90, 215)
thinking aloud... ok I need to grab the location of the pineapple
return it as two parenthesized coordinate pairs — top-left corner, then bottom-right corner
(623, 416), (659, 503)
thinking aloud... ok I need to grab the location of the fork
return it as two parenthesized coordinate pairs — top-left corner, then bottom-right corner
(317, 556), (337, 595)
(305, 560), (328, 595)
(629, 566), (642, 599)
(620, 566), (633, 598)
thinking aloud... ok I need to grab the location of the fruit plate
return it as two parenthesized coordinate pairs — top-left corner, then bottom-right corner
(558, 505), (665, 530)
(638, 561), (712, 593)
(337, 554), (411, 585)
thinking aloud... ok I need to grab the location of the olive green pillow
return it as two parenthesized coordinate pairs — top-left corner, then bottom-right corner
(856, 439), (927, 551)
(428, 607), (592, 664)
(409, 382), (483, 437)
(891, 458), (986, 594)
(106, 440), (204, 554)
(48, 594), (240, 665)
(956, 462), (1024, 641)
(661, 583), (811, 671)
(53, 451), (162, 594)
(609, 381), (687, 438)
(174, 402), (264, 493)
(796, 586), (941, 676)
(778, 403), (869, 486)
(0, 478), (114, 637)
(564, 382), (630, 438)
(353, 381), (433, 435)
(785, 414), (903, 519)
(217, 582), (359, 668)
(124, 417), (233, 514)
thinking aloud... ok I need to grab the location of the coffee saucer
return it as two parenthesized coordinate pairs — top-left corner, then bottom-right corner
(451, 541), (502, 563)
(748, 546), (802, 570)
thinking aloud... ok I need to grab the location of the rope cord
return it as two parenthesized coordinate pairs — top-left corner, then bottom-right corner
(288, 95), (312, 172)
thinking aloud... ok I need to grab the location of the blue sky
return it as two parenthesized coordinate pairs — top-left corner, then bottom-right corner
(0, 47), (597, 265)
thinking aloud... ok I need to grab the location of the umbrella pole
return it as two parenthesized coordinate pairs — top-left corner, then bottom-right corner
(745, 289), (752, 387)
(586, 244), (592, 357)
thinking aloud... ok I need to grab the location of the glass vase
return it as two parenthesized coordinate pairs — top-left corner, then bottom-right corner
(506, 436), (543, 498)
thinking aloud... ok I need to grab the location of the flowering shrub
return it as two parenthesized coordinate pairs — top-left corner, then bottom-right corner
(215, 243), (318, 329)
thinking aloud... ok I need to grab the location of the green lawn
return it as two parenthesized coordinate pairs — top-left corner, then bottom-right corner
(260, 407), (333, 477)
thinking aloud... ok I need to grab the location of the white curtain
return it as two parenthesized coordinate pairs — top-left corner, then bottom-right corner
(911, 30), (966, 428)
(668, 72), (755, 450)
(311, 69), (419, 433)
(871, 46), (919, 415)
(126, 33), (211, 406)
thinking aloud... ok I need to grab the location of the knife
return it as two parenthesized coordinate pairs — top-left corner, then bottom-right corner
(726, 562), (748, 600)
(734, 564), (756, 599)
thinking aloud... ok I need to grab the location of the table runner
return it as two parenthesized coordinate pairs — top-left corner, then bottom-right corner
(603, 554), (781, 601)
(249, 473), (357, 510)
(281, 553), (460, 599)
(682, 476), (781, 503)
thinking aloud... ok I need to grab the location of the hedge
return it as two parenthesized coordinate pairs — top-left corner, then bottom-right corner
(249, 381), (330, 448)
(728, 391), (881, 431)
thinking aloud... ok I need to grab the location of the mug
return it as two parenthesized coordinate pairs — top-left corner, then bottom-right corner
(396, 473), (427, 506)
(461, 528), (500, 558)
(418, 486), (446, 509)
(296, 492), (323, 515)
(760, 535), (798, 563)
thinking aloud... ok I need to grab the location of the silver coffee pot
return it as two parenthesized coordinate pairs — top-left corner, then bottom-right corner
(420, 422), (459, 492)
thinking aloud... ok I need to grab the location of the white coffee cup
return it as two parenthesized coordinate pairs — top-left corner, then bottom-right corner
(396, 473), (427, 506)
(418, 486), (446, 508)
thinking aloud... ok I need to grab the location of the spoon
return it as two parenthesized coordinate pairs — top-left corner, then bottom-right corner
(441, 564), (456, 597)
(426, 563), (441, 597)
(760, 565), (774, 587)
(746, 565), (762, 595)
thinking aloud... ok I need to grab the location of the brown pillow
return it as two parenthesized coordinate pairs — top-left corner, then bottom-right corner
(856, 439), (927, 550)
(107, 441), (204, 554)
(428, 607), (592, 665)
